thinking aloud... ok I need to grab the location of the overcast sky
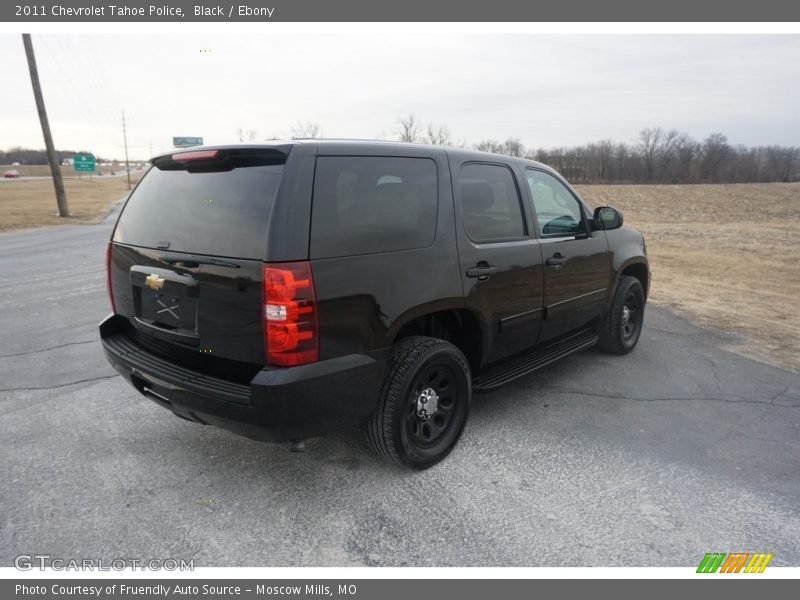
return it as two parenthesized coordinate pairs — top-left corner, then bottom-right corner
(2, 34), (799, 160)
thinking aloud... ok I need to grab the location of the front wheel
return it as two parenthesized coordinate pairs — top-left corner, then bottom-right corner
(597, 275), (645, 354)
(367, 336), (471, 469)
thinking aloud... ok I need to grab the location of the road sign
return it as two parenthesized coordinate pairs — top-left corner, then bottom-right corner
(73, 154), (95, 172)
(173, 137), (204, 148)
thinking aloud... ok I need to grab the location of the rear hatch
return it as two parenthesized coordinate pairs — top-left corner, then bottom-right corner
(108, 146), (289, 382)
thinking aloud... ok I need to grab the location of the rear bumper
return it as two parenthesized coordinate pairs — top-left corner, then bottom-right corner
(100, 314), (386, 442)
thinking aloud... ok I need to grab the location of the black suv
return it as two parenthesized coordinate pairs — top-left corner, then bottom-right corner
(101, 141), (649, 469)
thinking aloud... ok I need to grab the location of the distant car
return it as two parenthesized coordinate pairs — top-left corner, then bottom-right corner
(3, 170), (21, 179)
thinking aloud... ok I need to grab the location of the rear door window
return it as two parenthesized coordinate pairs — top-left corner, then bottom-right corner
(459, 163), (526, 243)
(310, 156), (438, 259)
(113, 159), (284, 259)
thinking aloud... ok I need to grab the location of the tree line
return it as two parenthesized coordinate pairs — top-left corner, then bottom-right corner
(8, 120), (797, 184)
(529, 129), (799, 184)
(393, 117), (799, 184)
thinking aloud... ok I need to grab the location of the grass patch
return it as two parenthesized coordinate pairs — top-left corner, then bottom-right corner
(577, 182), (800, 372)
(0, 173), (142, 232)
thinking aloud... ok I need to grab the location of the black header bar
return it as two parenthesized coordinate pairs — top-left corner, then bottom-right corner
(3, 0), (800, 22)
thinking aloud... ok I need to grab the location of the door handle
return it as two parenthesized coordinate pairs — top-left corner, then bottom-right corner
(466, 263), (497, 281)
(545, 253), (566, 268)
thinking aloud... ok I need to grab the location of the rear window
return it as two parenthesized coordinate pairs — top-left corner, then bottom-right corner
(113, 161), (284, 259)
(310, 156), (437, 259)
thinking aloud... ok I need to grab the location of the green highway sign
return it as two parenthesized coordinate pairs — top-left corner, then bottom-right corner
(173, 136), (204, 148)
(73, 154), (95, 172)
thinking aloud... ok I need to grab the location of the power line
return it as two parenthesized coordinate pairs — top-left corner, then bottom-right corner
(34, 35), (140, 160)
(55, 35), (119, 125)
(35, 34), (118, 159)
(72, 36), (121, 122)
(36, 36), (92, 117)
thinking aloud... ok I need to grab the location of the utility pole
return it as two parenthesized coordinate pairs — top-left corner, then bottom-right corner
(122, 111), (132, 190)
(22, 33), (69, 217)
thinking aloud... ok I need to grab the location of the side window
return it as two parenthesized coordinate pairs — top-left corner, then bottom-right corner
(459, 163), (526, 243)
(526, 169), (586, 237)
(311, 156), (438, 259)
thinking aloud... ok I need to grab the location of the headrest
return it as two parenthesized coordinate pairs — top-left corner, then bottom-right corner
(461, 182), (494, 212)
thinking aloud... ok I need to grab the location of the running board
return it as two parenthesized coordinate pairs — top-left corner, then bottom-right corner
(474, 329), (598, 392)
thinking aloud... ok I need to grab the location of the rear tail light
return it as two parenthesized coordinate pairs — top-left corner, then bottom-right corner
(106, 241), (116, 313)
(262, 261), (319, 367)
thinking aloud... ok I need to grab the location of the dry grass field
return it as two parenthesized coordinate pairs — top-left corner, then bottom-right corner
(577, 183), (800, 372)
(0, 173), (142, 232)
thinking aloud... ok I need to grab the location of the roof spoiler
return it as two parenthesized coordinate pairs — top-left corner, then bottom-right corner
(152, 146), (292, 172)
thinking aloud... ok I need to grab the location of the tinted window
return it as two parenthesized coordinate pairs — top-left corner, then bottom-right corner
(311, 156), (437, 258)
(526, 169), (585, 236)
(113, 163), (284, 259)
(459, 163), (526, 242)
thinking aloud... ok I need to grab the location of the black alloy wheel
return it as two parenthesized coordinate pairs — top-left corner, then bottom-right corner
(368, 336), (471, 469)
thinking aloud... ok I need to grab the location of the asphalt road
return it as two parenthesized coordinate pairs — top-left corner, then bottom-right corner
(1, 207), (799, 567)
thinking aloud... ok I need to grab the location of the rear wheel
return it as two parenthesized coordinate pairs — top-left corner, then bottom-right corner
(597, 275), (645, 354)
(367, 336), (471, 469)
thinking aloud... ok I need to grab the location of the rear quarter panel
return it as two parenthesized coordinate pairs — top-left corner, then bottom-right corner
(307, 145), (465, 359)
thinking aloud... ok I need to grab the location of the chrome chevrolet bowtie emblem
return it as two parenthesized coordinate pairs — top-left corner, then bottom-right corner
(145, 273), (165, 290)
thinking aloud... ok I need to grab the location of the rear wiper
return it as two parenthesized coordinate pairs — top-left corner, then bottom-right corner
(159, 255), (241, 269)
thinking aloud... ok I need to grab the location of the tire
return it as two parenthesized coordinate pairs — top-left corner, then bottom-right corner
(367, 336), (471, 470)
(597, 275), (645, 355)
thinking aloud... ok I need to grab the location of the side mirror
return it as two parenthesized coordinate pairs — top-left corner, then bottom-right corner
(593, 206), (624, 230)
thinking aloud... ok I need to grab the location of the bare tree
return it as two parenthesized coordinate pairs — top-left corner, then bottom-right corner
(765, 146), (798, 182)
(596, 139), (614, 181)
(672, 133), (698, 182)
(657, 129), (681, 180)
(290, 121), (323, 139)
(700, 133), (732, 182)
(501, 137), (526, 158)
(475, 139), (504, 154)
(397, 114), (422, 143)
(612, 143), (629, 181)
(638, 127), (664, 181)
(426, 123), (451, 146)
(236, 128), (258, 142)
(476, 139), (528, 156)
